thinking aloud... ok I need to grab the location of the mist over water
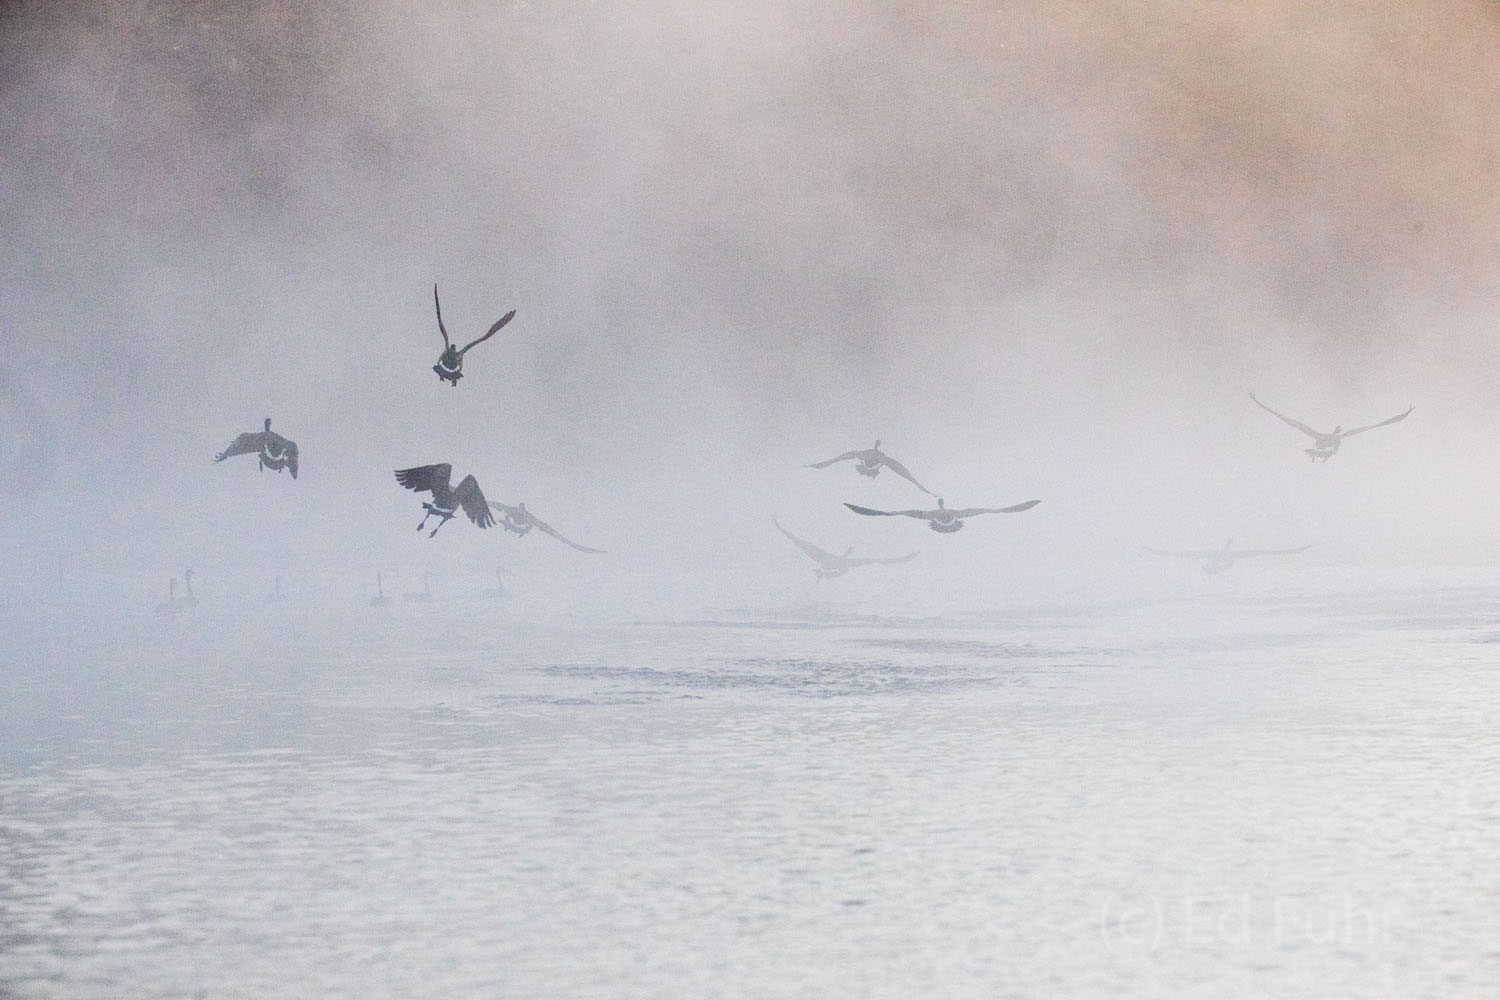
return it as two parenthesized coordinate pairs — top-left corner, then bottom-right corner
(3, 2), (1499, 996)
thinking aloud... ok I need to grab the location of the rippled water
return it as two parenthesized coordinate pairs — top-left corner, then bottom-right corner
(3, 585), (1498, 998)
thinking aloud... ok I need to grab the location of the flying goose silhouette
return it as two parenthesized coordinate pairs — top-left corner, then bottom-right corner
(845, 497), (1039, 533)
(1249, 392), (1413, 461)
(806, 441), (932, 494)
(1148, 539), (1310, 575)
(215, 418), (299, 478)
(432, 283), (516, 386)
(488, 502), (605, 553)
(395, 464), (495, 537)
(774, 518), (916, 579)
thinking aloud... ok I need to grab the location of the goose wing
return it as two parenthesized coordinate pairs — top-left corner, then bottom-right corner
(1339, 405), (1413, 438)
(806, 450), (863, 469)
(1249, 392), (1322, 439)
(433, 284), (451, 348)
(774, 518), (837, 565)
(215, 431), (263, 462)
(487, 500), (523, 521)
(844, 503), (929, 519)
(453, 475), (495, 528)
(949, 500), (1041, 517)
(530, 512), (604, 553)
(1146, 546), (1221, 560)
(877, 453), (932, 494)
(264, 431), (299, 478)
(847, 551), (919, 567)
(458, 309), (516, 356)
(395, 463), (452, 496)
(1228, 545), (1311, 559)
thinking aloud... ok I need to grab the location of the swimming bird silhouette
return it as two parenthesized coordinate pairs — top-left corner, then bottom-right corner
(1249, 393), (1413, 462)
(369, 572), (392, 607)
(432, 283), (516, 386)
(806, 441), (932, 494)
(395, 464), (495, 537)
(157, 569), (198, 613)
(215, 418), (299, 478)
(156, 577), (180, 614)
(774, 518), (916, 579)
(844, 497), (1039, 533)
(1147, 539), (1310, 575)
(480, 566), (507, 599)
(488, 502), (605, 553)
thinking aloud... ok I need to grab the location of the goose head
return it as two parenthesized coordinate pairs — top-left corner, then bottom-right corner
(263, 418), (272, 433)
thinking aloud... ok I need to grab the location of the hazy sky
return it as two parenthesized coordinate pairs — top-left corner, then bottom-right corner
(2, 1), (1498, 615)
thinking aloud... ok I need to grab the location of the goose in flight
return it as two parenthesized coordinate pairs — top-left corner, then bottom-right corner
(395, 464), (495, 537)
(774, 518), (916, 579)
(215, 418), (299, 478)
(1148, 539), (1309, 575)
(1249, 392), (1413, 461)
(845, 497), (1039, 534)
(432, 283), (516, 386)
(488, 502), (605, 553)
(806, 441), (932, 494)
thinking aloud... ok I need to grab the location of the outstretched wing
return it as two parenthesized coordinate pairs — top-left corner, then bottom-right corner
(215, 431), (262, 462)
(774, 518), (836, 564)
(949, 500), (1042, 518)
(453, 475), (495, 528)
(1340, 406), (1413, 438)
(847, 551), (919, 567)
(284, 439), (299, 479)
(878, 453), (932, 495)
(487, 500), (522, 520)
(1249, 392), (1322, 439)
(433, 284), (450, 348)
(395, 463), (452, 496)
(806, 450), (863, 469)
(531, 513), (604, 553)
(1146, 546), (1219, 560)
(844, 503), (929, 518)
(1231, 545), (1311, 559)
(458, 309), (516, 356)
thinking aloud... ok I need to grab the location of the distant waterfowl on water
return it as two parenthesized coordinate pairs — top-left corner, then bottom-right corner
(774, 518), (916, 579)
(844, 497), (1040, 533)
(480, 566), (507, 599)
(266, 575), (287, 603)
(806, 441), (932, 494)
(157, 569), (197, 613)
(1148, 539), (1310, 575)
(431, 283), (516, 386)
(488, 502), (605, 553)
(395, 464), (495, 537)
(215, 418), (299, 478)
(1249, 392), (1413, 462)
(369, 573), (392, 607)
